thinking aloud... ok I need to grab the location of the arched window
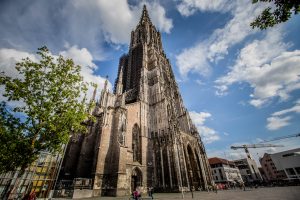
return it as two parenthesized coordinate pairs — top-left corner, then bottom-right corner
(132, 124), (142, 163)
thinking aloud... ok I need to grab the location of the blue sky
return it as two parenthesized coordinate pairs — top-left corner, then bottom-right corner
(0, 0), (299, 164)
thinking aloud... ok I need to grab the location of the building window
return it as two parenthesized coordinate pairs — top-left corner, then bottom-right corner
(286, 168), (296, 176)
(295, 167), (300, 175)
(282, 153), (296, 157)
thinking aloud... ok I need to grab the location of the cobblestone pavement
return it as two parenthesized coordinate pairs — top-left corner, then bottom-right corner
(53, 186), (300, 200)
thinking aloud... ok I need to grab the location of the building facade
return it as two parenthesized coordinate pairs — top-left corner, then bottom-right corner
(209, 157), (243, 187)
(58, 6), (213, 197)
(233, 158), (262, 184)
(259, 153), (287, 182)
(0, 151), (63, 199)
(270, 148), (300, 182)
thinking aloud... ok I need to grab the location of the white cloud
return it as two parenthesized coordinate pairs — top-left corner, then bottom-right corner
(189, 111), (220, 143)
(176, 43), (211, 78)
(86, 0), (173, 44)
(216, 28), (300, 107)
(59, 45), (111, 100)
(177, 0), (233, 16)
(0, 48), (38, 107)
(0, 48), (37, 79)
(224, 132), (229, 136)
(266, 100), (300, 130)
(175, 0), (264, 78)
(0, 0), (172, 59)
(60, 46), (96, 69)
(0, 47), (111, 106)
(272, 100), (300, 116)
(195, 79), (205, 85)
(266, 116), (292, 131)
(147, 2), (173, 34)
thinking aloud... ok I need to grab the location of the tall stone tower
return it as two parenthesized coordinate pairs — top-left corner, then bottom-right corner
(59, 6), (213, 197)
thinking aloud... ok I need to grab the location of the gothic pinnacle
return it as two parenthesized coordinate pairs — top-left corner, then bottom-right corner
(140, 4), (151, 24)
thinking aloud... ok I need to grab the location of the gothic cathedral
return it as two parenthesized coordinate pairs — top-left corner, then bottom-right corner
(59, 6), (213, 197)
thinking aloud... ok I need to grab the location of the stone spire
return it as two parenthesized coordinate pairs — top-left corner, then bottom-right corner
(116, 66), (123, 95)
(91, 84), (97, 102)
(139, 4), (152, 24)
(88, 84), (97, 114)
(99, 76), (109, 106)
(103, 76), (108, 91)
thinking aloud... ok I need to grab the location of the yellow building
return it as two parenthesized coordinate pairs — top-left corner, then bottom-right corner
(0, 151), (63, 199)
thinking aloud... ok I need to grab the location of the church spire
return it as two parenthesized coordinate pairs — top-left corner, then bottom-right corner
(139, 4), (151, 24)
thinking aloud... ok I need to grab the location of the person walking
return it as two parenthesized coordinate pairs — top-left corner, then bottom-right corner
(134, 188), (142, 200)
(242, 183), (246, 191)
(133, 189), (139, 200)
(147, 187), (153, 199)
(214, 184), (218, 194)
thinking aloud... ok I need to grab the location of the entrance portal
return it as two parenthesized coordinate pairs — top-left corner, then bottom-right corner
(131, 167), (142, 191)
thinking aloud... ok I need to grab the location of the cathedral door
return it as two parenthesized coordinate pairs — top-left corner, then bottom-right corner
(131, 168), (142, 191)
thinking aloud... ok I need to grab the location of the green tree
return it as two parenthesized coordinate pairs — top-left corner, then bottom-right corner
(251, 0), (300, 29)
(0, 46), (91, 173)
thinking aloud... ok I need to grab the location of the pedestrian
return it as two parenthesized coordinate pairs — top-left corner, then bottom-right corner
(214, 184), (218, 193)
(133, 189), (139, 200)
(147, 187), (153, 199)
(134, 188), (142, 200)
(242, 183), (246, 191)
(133, 190), (137, 200)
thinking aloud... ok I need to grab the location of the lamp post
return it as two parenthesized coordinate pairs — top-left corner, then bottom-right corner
(189, 170), (194, 199)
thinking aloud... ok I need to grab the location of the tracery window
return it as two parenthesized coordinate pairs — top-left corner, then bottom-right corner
(132, 124), (142, 163)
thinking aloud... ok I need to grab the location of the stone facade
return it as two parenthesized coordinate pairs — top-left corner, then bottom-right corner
(58, 6), (213, 197)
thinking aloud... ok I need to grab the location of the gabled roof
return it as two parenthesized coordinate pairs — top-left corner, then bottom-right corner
(209, 157), (235, 166)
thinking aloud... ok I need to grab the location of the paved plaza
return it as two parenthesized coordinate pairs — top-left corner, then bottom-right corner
(75, 186), (300, 200)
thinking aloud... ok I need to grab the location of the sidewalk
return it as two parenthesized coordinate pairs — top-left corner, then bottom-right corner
(50, 186), (300, 200)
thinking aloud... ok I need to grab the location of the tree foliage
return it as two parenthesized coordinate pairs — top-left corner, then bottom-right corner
(251, 0), (300, 29)
(0, 46), (90, 173)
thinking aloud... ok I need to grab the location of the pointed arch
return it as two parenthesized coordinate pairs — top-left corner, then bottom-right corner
(186, 145), (201, 189)
(131, 167), (143, 190)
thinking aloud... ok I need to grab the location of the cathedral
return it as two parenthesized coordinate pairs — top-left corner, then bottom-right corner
(59, 6), (213, 197)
